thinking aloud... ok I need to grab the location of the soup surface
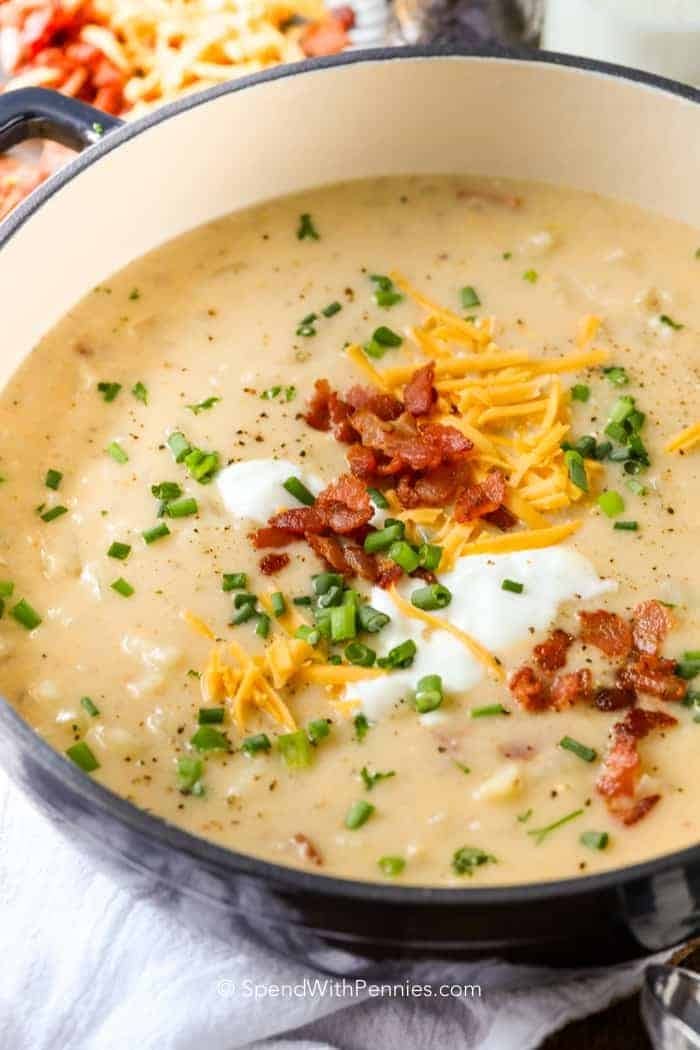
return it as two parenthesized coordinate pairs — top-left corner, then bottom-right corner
(1, 176), (699, 886)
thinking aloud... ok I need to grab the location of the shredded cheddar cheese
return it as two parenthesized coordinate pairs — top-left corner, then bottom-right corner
(665, 421), (700, 453)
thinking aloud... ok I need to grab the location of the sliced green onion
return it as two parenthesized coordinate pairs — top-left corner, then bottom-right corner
(283, 476), (315, 506)
(271, 592), (286, 617)
(0, 581), (14, 598)
(415, 673), (443, 713)
(345, 641), (376, 667)
(198, 706), (225, 724)
(368, 487), (389, 509)
(378, 855), (405, 877)
(580, 830), (609, 851)
(501, 579), (524, 594)
(626, 478), (648, 496)
(132, 381), (148, 404)
(370, 274), (403, 308)
(460, 285), (481, 308)
(471, 704), (509, 718)
(659, 313), (684, 330)
(313, 572), (344, 596)
(388, 540), (420, 573)
(452, 846), (497, 876)
(522, 269), (538, 284)
(366, 326), (404, 359)
(364, 524), (403, 553)
(354, 713), (369, 741)
(255, 613), (271, 638)
(40, 505), (68, 523)
(307, 718), (331, 744)
(106, 442), (128, 464)
(410, 583), (451, 611)
(357, 604), (390, 634)
(377, 639), (416, 670)
(322, 301), (342, 317)
(187, 396), (220, 414)
(330, 601), (356, 642)
(571, 384), (590, 403)
(295, 624), (320, 645)
(80, 696), (100, 717)
(598, 490), (625, 518)
(234, 591), (258, 609)
(278, 729), (313, 769)
(190, 726), (230, 751)
(165, 496), (198, 518)
(361, 766), (395, 790)
(97, 381), (121, 402)
(297, 213), (319, 240)
(603, 366), (630, 387)
(454, 761), (471, 775)
(11, 599), (42, 629)
(345, 799), (374, 829)
(142, 522), (170, 544)
(66, 741), (100, 772)
(151, 481), (182, 501)
(45, 469), (63, 490)
(517, 809), (533, 823)
(560, 736), (597, 762)
(614, 520), (639, 531)
(168, 432), (191, 462)
(222, 572), (247, 591)
(110, 577), (134, 598)
(527, 808), (584, 845)
(293, 595), (312, 606)
(564, 449), (588, 493)
(177, 755), (203, 793)
(184, 448), (220, 484)
(241, 733), (271, 755)
(418, 543), (443, 571)
(232, 603), (257, 626)
(676, 658), (700, 680)
(107, 541), (131, 560)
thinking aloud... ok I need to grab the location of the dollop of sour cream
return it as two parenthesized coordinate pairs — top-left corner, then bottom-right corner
(217, 459), (322, 522)
(346, 546), (615, 720)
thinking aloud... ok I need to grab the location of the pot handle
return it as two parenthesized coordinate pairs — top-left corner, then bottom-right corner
(0, 87), (123, 153)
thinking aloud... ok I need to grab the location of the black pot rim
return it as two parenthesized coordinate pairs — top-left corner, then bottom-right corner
(1, 44), (698, 909)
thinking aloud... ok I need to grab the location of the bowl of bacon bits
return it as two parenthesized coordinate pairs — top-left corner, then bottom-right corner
(0, 0), (358, 219)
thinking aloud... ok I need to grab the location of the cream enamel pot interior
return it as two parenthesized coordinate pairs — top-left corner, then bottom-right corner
(0, 49), (698, 969)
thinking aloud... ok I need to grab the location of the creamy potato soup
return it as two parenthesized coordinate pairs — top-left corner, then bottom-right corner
(1, 176), (699, 886)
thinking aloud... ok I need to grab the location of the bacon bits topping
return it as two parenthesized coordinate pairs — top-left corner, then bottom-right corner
(396, 460), (472, 509)
(596, 706), (677, 825)
(403, 362), (437, 417)
(259, 553), (290, 575)
(618, 652), (688, 703)
(579, 609), (633, 659)
(593, 685), (637, 712)
(291, 832), (323, 866)
(454, 469), (507, 523)
(344, 385), (403, 421)
(550, 668), (593, 710)
(314, 473), (373, 534)
(508, 666), (549, 711)
(631, 599), (674, 655)
(533, 628), (574, 672)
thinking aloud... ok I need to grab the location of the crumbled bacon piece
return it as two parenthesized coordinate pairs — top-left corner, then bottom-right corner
(304, 378), (333, 431)
(291, 832), (323, 866)
(396, 461), (472, 509)
(594, 685), (636, 712)
(631, 599), (674, 655)
(454, 469), (507, 523)
(306, 533), (349, 574)
(620, 706), (677, 738)
(252, 526), (298, 549)
(618, 652), (687, 703)
(403, 362), (436, 417)
(259, 553), (289, 575)
(483, 505), (518, 531)
(344, 385), (402, 421)
(375, 557), (403, 589)
(617, 795), (661, 826)
(346, 444), (379, 480)
(268, 506), (324, 536)
(300, 6), (354, 57)
(579, 609), (633, 659)
(352, 411), (473, 475)
(550, 668), (593, 710)
(533, 628), (574, 672)
(315, 473), (373, 534)
(596, 706), (677, 824)
(509, 665), (549, 711)
(343, 542), (378, 582)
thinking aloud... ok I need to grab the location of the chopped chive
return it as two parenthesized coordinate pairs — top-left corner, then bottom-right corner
(523, 269), (538, 284)
(142, 522), (170, 544)
(297, 213), (319, 240)
(232, 604), (258, 627)
(40, 505), (68, 523)
(312, 572), (344, 595)
(571, 384), (590, 403)
(471, 704), (509, 718)
(378, 855), (405, 877)
(357, 604), (390, 633)
(418, 543), (442, 571)
(198, 707), (225, 724)
(11, 599), (41, 629)
(190, 725), (230, 751)
(106, 441), (128, 464)
(307, 718), (331, 745)
(66, 741), (100, 773)
(454, 761), (471, 775)
(684, 650), (700, 660)
(580, 830), (609, 851)
(460, 285), (481, 308)
(187, 396), (220, 414)
(80, 696), (100, 717)
(452, 846), (497, 876)
(372, 325), (403, 347)
(388, 540), (420, 573)
(345, 641), (376, 667)
(164, 496), (198, 518)
(517, 809), (533, 824)
(415, 673), (443, 714)
(527, 808), (584, 845)
(168, 432), (191, 462)
(294, 624), (320, 645)
(598, 490), (625, 518)
(151, 482), (182, 502)
(107, 541), (131, 560)
(177, 755), (203, 793)
(132, 381), (148, 405)
(676, 658), (700, 680)
(241, 733), (271, 755)
(255, 613), (271, 638)
(296, 321), (316, 338)
(367, 487), (389, 509)
(271, 592), (286, 617)
(501, 579), (524, 594)
(327, 653), (342, 665)
(659, 313), (684, 330)
(361, 766), (395, 790)
(278, 729), (313, 769)
(111, 577), (134, 598)
(364, 523), (403, 553)
(410, 583), (451, 611)
(97, 381), (121, 402)
(564, 449), (588, 493)
(603, 366), (630, 387)
(614, 520), (639, 531)
(345, 799), (374, 829)
(0, 581), (14, 598)
(45, 469), (63, 490)
(222, 572), (247, 591)
(626, 478), (648, 496)
(292, 595), (312, 607)
(261, 385), (281, 400)
(330, 601), (356, 642)
(354, 713), (370, 741)
(560, 736), (597, 762)
(283, 476), (315, 506)
(322, 301), (342, 317)
(183, 447), (220, 484)
(377, 639), (416, 670)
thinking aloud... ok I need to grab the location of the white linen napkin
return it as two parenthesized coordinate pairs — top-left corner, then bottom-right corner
(0, 768), (660, 1050)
